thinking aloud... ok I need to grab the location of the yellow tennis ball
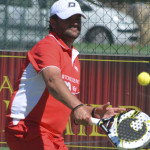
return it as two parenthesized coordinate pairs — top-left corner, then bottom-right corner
(137, 72), (150, 86)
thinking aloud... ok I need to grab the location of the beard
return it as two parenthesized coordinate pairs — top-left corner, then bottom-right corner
(64, 26), (81, 40)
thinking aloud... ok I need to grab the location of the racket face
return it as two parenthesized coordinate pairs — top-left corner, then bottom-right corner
(108, 110), (150, 149)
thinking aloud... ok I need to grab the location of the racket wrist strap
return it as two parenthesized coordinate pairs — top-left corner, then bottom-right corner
(91, 107), (96, 117)
(72, 104), (84, 112)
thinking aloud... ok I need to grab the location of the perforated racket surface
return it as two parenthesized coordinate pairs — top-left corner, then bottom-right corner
(91, 110), (150, 150)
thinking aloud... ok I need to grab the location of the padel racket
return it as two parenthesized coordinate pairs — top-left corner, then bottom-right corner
(91, 110), (150, 150)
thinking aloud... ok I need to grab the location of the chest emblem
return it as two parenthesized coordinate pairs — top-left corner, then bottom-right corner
(74, 66), (79, 72)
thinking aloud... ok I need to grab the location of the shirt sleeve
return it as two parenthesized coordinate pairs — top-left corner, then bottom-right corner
(28, 39), (61, 73)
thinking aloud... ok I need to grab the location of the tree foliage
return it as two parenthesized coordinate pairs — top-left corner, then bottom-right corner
(96, 0), (148, 3)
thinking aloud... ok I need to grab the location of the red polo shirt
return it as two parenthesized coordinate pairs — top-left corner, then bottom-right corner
(6, 32), (80, 137)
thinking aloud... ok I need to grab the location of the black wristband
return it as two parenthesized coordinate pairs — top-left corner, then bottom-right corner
(72, 104), (84, 112)
(91, 107), (96, 117)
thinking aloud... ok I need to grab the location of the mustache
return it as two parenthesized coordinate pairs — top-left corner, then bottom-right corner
(69, 25), (81, 31)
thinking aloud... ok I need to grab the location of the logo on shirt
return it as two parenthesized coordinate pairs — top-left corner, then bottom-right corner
(74, 66), (79, 72)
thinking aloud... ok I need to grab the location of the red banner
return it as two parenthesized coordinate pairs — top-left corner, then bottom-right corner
(0, 51), (150, 149)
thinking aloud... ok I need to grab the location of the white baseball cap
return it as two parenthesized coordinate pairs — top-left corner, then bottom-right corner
(50, 0), (86, 19)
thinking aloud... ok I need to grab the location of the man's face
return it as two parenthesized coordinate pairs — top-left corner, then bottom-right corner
(51, 15), (81, 42)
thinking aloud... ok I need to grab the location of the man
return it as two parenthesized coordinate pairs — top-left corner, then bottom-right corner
(5, 0), (125, 150)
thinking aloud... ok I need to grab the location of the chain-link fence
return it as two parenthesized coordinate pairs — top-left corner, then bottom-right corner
(1, 0), (150, 56)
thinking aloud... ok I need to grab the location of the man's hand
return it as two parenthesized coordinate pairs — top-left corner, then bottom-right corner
(72, 105), (93, 126)
(94, 102), (126, 119)
(72, 102), (126, 126)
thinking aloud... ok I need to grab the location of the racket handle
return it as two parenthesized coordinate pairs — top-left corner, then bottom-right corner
(91, 117), (101, 125)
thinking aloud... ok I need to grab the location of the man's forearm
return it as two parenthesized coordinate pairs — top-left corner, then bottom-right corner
(45, 75), (82, 110)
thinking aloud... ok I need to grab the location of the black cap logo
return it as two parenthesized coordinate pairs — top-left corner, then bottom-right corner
(68, 2), (75, 7)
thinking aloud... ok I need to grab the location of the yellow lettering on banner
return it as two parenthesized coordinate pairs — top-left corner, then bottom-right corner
(2, 100), (10, 134)
(0, 76), (13, 95)
(3, 100), (10, 111)
(78, 125), (87, 136)
(119, 105), (141, 111)
(65, 117), (75, 135)
(89, 125), (106, 137)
